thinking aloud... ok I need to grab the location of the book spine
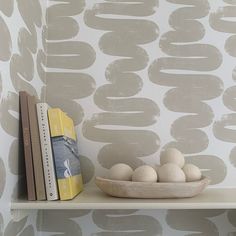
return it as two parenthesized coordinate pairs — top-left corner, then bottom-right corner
(27, 95), (46, 200)
(36, 103), (59, 200)
(19, 91), (36, 201)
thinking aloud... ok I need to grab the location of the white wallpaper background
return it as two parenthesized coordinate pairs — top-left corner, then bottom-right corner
(0, 0), (236, 235)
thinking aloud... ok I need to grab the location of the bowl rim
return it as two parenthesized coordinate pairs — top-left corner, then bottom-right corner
(95, 176), (210, 186)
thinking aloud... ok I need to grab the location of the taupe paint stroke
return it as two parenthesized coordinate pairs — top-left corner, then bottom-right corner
(17, 0), (41, 53)
(10, 48), (37, 96)
(45, 0), (84, 40)
(210, 1), (236, 168)
(224, 0), (236, 4)
(210, 4), (236, 57)
(0, 213), (3, 236)
(80, 155), (95, 184)
(214, 113), (236, 167)
(0, 0), (14, 16)
(186, 155), (226, 184)
(0, 16), (11, 61)
(0, 94), (22, 200)
(19, 226), (34, 236)
(11, 178), (27, 200)
(0, 3), (42, 233)
(0, 75), (2, 101)
(8, 139), (24, 175)
(36, 210), (90, 236)
(0, 158), (6, 199)
(91, 0), (157, 17)
(92, 210), (162, 236)
(45, 41), (95, 70)
(38, 0), (96, 125)
(214, 114), (236, 144)
(0, 92), (18, 137)
(229, 147), (236, 168)
(227, 210), (236, 235)
(83, 0), (160, 169)
(4, 217), (28, 236)
(148, 0), (226, 183)
(10, 135), (27, 199)
(166, 210), (225, 236)
(10, 0), (42, 95)
(38, 0), (95, 196)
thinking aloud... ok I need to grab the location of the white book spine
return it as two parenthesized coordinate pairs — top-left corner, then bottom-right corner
(36, 103), (59, 200)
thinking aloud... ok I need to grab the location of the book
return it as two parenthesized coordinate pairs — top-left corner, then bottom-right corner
(36, 103), (59, 200)
(48, 108), (83, 200)
(19, 91), (36, 201)
(27, 95), (46, 200)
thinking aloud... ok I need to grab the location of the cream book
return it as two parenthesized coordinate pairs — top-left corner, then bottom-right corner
(36, 103), (59, 200)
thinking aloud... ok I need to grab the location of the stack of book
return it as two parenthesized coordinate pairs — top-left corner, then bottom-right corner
(19, 91), (83, 201)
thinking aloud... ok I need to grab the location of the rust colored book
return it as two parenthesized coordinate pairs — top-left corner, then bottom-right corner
(27, 95), (46, 200)
(19, 91), (36, 201)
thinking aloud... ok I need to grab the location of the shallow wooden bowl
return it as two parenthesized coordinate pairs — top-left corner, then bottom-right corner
(95, 176), (210, 199)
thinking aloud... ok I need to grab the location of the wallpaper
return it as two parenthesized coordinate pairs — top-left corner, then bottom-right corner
(0, 0), (236, 235)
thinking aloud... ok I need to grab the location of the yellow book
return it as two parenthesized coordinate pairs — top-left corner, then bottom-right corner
(48, 108), (76, 140)
(48, 108), (83, 200)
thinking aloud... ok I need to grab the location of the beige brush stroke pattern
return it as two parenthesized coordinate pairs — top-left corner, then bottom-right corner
(0, 92), (26, 198)
(10, 0), (42, 96)
(0, 92), (18, 138)
(37, 210), (91, 235)
(210, 1), (236, 168)
(227, 210), (236, 235)
(0, 0), (14, 16)
(185, 155), (226, 185)
(83, 0), (160, 169)
(38, 0), (96, 125)
(148, 0), (226, 184)
(4, 217), (30, 236)
(166, 210), (225, 236)
(0, 16), (11, 61)
(18, 225), (34, 236)
(38, 49), (95, 125)
(10, 122), (27, 200)
(0, 213), (3, 235)
(0, 158), (6, 199)
(45, 0), (84, 40)
(92, 210), (162, 236)
(37, 0), (96, 187)
(8, 139), (24, 175)
(1, 0), (43, 234)
(0, 76), (1, 110)
(80, 155), (95, 184)
(0, 94), (25, 201)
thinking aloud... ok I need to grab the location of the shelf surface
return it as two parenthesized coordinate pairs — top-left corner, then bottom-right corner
(11, 185), (236, 210)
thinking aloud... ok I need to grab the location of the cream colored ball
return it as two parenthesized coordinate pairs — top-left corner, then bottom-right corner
(132, 165), (158, 182)
(160, 148), (185, 168)
(158, 163), (186, 182)
(108, 163), (133, 181)
(183, 164), (202, 182)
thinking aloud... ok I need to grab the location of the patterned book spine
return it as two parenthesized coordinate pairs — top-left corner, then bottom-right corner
(36, 103), (59, 200)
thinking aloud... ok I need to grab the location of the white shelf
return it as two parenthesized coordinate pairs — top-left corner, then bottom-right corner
(11, 184), (236, 210)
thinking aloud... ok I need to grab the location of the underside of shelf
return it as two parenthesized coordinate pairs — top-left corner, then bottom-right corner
(11, 184), (236, 210)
